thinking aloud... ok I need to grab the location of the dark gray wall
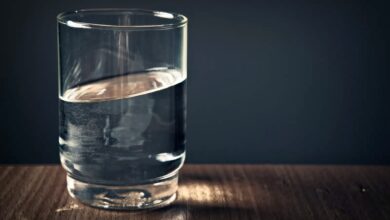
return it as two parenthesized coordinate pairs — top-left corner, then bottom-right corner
(1, 0), (389, 164)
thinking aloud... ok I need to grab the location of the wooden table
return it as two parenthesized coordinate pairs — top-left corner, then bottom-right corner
(0, 165), (389, 220)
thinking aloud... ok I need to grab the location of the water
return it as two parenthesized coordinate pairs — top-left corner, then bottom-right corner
(59, 69), (186, 188)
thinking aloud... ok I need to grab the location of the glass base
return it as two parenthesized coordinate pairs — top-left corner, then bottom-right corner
(66, 175), (178, 210)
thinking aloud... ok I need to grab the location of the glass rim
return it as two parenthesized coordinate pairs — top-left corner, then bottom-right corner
(57, 8), (188, 30)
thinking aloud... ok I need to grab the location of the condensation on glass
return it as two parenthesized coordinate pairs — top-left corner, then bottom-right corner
(57, 9), (187, 210)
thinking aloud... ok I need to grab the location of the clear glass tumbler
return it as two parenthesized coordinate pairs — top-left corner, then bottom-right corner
(57, 9), (187, 210)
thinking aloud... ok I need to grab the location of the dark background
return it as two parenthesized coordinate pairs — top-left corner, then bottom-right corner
(1, 0), (389, 164)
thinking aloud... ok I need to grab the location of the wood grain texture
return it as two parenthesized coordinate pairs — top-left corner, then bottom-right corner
(0, 165), (389, 220)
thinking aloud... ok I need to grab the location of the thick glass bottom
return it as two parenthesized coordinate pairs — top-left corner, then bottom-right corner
(66, 174), (178, 210)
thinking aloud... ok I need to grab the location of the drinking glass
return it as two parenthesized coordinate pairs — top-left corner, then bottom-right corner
(57, 9), (187, 210)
